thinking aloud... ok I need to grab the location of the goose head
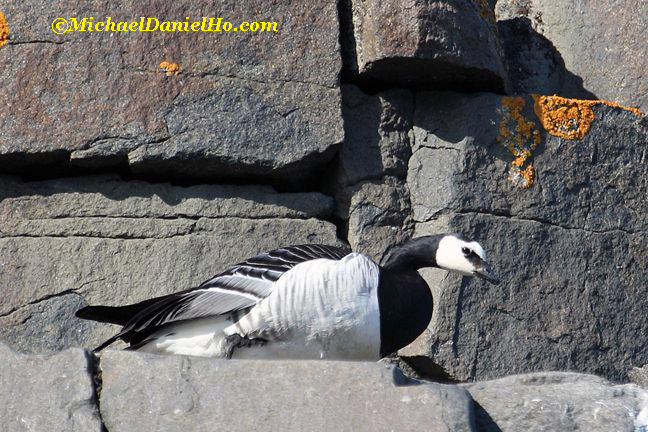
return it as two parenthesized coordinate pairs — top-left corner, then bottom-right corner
(384, 234), (500, 285)
(434, 234), (500, 284)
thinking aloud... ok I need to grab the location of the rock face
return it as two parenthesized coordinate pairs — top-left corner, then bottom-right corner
(496, 0), (648, 112)
(334, 85), (415, 262)
(344, 0), (508, 92)
(0, 344), (102, 432)
(4, 345), (648, 432)
(0, 1), (342, 181)
(0, 175), (339, 353)
(401, 93), (648, 382)
(336, 86), (413, 188)
(465, 372), (648, 432)
(496, 16), (596, 99)
(99, 351), (476, 432)
(630, 365), (648, 389)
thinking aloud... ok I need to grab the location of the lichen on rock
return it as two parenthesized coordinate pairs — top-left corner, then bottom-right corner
(533, 95), (643, 140)
(498, 96), (541, 189)
(0, 12), (9, 48)
(159, 60), (181, 76)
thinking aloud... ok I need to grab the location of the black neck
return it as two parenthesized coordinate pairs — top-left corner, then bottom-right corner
(377, 267), (433, 357)
(383, 235), (444, 271)
(377, 235), (448, 357)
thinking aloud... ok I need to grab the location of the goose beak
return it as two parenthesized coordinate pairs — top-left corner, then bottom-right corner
(473, 261), (500, 285)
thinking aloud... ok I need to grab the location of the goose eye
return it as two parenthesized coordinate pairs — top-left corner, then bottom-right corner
(461, 247), (471, 256)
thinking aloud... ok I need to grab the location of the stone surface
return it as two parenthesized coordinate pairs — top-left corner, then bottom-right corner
(0, 344), (102, 431)
(496, 0), (648, 112)
(337, 85), (413, 187)
(0, 293), (106, 355)
(402, 91), (648, 382)
(1, 1), (647, 423)
(99, 350), (476, 432)
(630, 365), (648, 389)
(497, 17), (596, 99)
(0, 0), (342, 180)
(464, 372), (648, 432)
(344, 177), (413, 264)
(4, 345), (648, 432)
(332, 86), (415, 262)
(345, 0), (507, 91)
(0, 175), (340, 353)
(3, 346), (648, 432)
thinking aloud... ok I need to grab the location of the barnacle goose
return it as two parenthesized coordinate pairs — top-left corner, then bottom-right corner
(76, 234), (499, 360)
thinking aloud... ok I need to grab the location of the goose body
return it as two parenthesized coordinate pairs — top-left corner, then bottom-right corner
(77, 235), (499, 359)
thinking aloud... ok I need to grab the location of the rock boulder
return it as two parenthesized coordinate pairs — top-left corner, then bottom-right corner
(345, 0), (507, 92)
(0, 344), (102, 432)
(0, 0), (343, 181)
(402, 92), (648, 382)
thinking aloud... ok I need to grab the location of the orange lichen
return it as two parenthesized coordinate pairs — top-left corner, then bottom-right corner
(159, 61), (181, 76)
(533, 95), (643, 140)
(517, 164), (535, 188)
(498, 96), (541, 189)
(0, 12), (9, 48)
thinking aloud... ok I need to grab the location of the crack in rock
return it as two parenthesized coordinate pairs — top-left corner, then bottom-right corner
(0, 289), (80, 319)
(84, 351), (109, 432)
(456, 210), (642, 235)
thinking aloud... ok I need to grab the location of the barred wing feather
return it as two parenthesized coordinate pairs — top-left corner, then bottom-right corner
(92, 244), (350, 350)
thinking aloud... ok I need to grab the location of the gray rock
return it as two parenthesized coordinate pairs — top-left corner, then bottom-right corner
(345, 0), (507, 91)
(410, 92), (647, 233)
(0, 1), (342, 180)
(0, 293), (106, 354)
(409, 215), (648, 383)
(345, 177), (413, 264)
(497, 17), (595, 99)
(464, 372), (648, 432)
(402, 91), (648, 382)
(337, 85), (414, 187)
(0, 344), (102, 431)
(126, 79), (342, 181)
(630, 365), (648, 389)
(99, 350), (476, 432)
(495, 0), (648, 112)
(333, 86), (414, 263)
(0, 175), (335, 221)
(3, 346), (647, 432)
(0, 176), (340, 352)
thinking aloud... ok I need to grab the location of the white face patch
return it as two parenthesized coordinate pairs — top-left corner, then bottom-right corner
(435, 235), (486, 276)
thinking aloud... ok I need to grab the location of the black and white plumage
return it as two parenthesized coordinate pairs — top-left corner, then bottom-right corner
(76, 234), (499, 360)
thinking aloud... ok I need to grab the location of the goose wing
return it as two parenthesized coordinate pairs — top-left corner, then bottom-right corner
(81, 244), (350, 351)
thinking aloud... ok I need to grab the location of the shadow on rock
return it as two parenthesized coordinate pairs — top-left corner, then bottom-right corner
(498, 17), (598, 99)
(472, 400), (504, 432)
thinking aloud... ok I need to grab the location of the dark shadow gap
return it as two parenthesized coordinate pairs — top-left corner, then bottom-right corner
(1, 148), (341, 195)
(85, 351), (109, 432)
(472, 399), (504, 432)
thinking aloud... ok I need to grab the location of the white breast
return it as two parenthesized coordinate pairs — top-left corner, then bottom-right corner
(225, 253), (382, 360)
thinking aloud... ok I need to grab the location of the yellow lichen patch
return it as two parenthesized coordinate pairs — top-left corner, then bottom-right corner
(511, 164), (535, 189)
(533, 95), (642, 140)
(159, 61), (181, 76)
(498, 96), (541, 189)
(0, 12), (9, 48)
